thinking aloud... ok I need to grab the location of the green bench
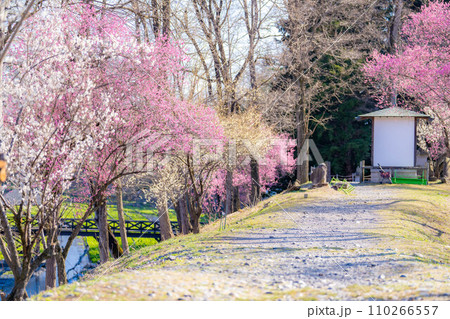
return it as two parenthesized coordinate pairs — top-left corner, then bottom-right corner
(391, 170), (427, 185)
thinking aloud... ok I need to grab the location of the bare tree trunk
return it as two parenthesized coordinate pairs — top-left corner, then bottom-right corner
(388, 0), (403, 54)
(175, 193), (192, 235)
(232, 186), (240, 212)
(186, 193), (202, 234)
(161, 0), (171, 36)
(250, 156), (260, 205)
(95, 201), (109, 264)
(296, 98), (309, 183)
(45, 227), (56, 289)
(297, 135), (309, 184)
(189, 207), (201, 234)
(178, 194), (191, 234)
(45, 202), (61, 289)
(107, 225), (122, 258)
(116, 178), (129, 255)
(7, 245), (51, 300)
(388, 0), (403, 106)
(132, 0), (141, 42)
(224, 169), (233, 216)
(0, 204), (21, 278)
(45, 256), (56, 289)
(190, 218), (200, 234)
(442, 156), (450, 183)
(156, 190), (174, 241)
(55, 243), (67, 286)
(7, 274), (28, 301)
(7, 251), (47, 300)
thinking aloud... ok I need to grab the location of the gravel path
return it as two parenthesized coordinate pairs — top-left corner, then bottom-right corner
(215, 186), (406, 296)
(173, 185), (448, 300)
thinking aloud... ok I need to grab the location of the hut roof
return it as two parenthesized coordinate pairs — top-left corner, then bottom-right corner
(357, 107), (430, 120)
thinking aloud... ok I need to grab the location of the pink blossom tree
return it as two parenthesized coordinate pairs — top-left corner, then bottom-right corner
(0, 4), (121, 299)
(202, 135), (295, 220)
(364, 1), (450, 180)
(55, 5), (225, 262)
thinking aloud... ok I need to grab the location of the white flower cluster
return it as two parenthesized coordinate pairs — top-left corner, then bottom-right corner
(0, 9), (119, 208)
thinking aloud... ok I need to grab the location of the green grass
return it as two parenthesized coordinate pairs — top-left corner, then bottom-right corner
(60, 201), (177, 221)
(84, 202), (173, 263)
(84, 236), (158, 264)
(84, 237), (100, 264)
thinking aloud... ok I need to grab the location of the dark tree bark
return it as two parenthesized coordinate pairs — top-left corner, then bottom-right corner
(186, 192), (202, 234)
(156, 191), (174, 241)
(151, 0), (170, 37)
(7, 275), (28, 301)
(55, 243), (67, 286)
(132, 0), (141, 42)
(151, 0), (160, 35)
(174, 203), (182, 233)
(94, 201), (109, 264)
(224, 169), (233, 216)
(0, 204), (21, 279)
(232, 186), (240, 213)
(6, 246), (52, 300)
(388, 0), (404, 54)
(296, 81), (309, 184)
(189, 206), (201, 234)
(250, 156), (260, 205)
(178, 194), (192, 234)
(442, 156), (450, 183)
(116, 178), (129, 254)
(161, 0), (171, 36)
(107, 225), (122, 258)
(45, 227), (57, 289)
(45, 202), (61, 289)
(388, 0), (404, 106)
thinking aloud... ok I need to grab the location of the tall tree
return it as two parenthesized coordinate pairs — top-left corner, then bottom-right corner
(269, 0), (385, 183)
(176, 0), (276, 214)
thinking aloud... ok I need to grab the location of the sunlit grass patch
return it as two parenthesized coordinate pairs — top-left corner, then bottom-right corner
(366, 183), (450, 264)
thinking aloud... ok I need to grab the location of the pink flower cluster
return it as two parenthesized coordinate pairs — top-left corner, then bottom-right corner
(364, 1), (450, 159)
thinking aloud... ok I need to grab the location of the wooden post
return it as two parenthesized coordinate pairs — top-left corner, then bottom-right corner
(361, 160), (365, 182)
(325, 161), (331, 182)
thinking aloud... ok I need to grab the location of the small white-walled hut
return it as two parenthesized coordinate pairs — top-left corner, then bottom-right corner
(357, 107), (430, 183)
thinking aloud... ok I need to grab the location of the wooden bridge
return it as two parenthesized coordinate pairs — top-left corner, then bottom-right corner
(59, 218), (179, 241)
(3, 217), (179, 242)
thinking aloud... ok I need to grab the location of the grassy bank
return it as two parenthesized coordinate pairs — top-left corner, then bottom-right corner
(23, 183), (450, 300)
(367, 183), (450, 264)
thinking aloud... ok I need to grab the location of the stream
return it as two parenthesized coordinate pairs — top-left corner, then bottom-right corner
(0, 235), (94, 299)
